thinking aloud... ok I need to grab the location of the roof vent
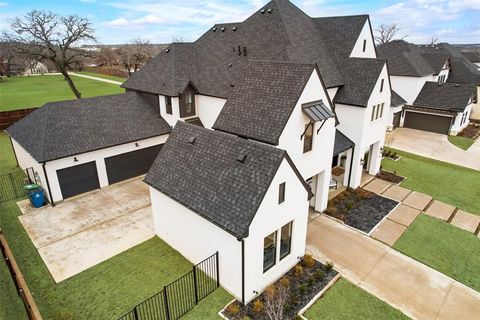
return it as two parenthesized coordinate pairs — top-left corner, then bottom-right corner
(212, 27), (217, 32)
(455, 84), (460, 87)
(267, 8), (272, 14)
(260, 9), (266, 14)
(188, 136), (197, 145)
(237, 153), (247, 163)
(232, 26), (237, 32)
(229, 63), (232, 68)
(230, 84), (235, 87)
(221, 27), (225, 32)
(165, 48), (170, 53)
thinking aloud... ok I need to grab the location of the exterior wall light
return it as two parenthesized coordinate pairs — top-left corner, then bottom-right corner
(73, 157), (78, 162)
(135, 142), (139, 147)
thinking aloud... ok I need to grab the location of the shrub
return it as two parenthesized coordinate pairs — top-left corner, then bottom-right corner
(252, 299), (264, 313)
(302, 254), (316, 268)
(325, 261), (334, 271)
(357, 188), (375, 199)
(290, 294), (299, 305)
(298, 284), (307, 295)
(314, 269), (325, 281)
(242, 317), (251, 320)
(279, 276), (290, 288)
(325, 206), (337, 216)
(307, 276), (315, 287)
(294, 264), (304, 278)
(225, 302), (240, 316)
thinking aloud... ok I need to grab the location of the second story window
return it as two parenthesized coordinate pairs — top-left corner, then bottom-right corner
(303, 123), (313, 153)
(371, 103), (385, 122)
(380, 79), (384, 92)
(362, 39), (367, 52)
(180, 86), (196, 118)
(278, 182), (285, 204)
(165, 96), (172, 115)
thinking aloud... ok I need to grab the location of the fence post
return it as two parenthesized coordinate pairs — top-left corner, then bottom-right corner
(193, 266), (199, 305)
(163, 287), (170, 320)
(216, 251), (220, 288)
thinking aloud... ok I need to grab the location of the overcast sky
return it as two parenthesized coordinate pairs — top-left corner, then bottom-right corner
(1, 0), (479, 45)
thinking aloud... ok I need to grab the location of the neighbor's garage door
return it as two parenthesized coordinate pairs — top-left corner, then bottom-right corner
(105, 144), (163, 185)
(403, 111), (452, 134)
(57, 161), (100, 199)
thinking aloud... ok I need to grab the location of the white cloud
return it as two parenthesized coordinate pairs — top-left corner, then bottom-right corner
(104, 17), (129, 27)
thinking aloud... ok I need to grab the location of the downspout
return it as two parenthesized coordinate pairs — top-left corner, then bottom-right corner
(347, 146), (355, 188)
(42, 163), (55, 207)
(241, 239), (245, 305)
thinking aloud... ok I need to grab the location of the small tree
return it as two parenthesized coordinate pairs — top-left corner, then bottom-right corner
(374, 24), (408, 45)
(2, 10), (95, 98)
(118, 38), (154, 76)
(264, 277), (290, 320)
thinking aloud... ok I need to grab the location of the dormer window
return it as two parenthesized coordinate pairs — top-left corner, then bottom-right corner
(165, 96), (172, 115)
(362, 39), (367, 52)
(303, 123), (313, 153)
(180, 85), (196, 118)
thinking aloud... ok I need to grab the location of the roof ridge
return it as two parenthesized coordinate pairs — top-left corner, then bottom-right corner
(38, 103), (52, 162)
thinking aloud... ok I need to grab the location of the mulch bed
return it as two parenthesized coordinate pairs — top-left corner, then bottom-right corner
(222, 259), (338, 320)
(332, 166), (345, 176)
(382, 149), (400, 161)
(375, 170), (404, 184)
(326, 188), (398, 233)
(457, 123), (480, 140)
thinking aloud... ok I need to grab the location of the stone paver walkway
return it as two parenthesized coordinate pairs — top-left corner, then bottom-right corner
(307, 215), (480, 320)
(425, 200), (456, 222)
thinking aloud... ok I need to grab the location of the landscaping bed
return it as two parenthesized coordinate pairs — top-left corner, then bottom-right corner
(381, 149), (400, 161)
(375, 170), (404, 184)
(222, 256), (337, 320)
(326, 188), (398, 233)
(457, 123), (480, 140)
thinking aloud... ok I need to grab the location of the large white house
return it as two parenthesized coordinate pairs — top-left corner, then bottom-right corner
(6, 0), (392, 303)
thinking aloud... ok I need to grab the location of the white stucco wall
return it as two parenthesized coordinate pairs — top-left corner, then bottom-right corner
(390, 75), (434, 105)
(159, 95), (181, 127)
(327, 87), (339, 101)
(277, 70), (335, 211)
(44, 134), (168, 202)
(10, 139), (49, 200)
(197, 95), (226, 129)
(150, 157), (309, 303)
(387, 105), (404, 130)
(451, 104), (472, 134)
(349, 20), (376, 59)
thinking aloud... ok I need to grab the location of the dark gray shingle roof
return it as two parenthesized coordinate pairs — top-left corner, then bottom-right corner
(462, 51), (480, 63)
(333, 130), (355, 156)
(413, 82), (476, 112)
(213, 61), (316, 145)
(144, 121), (310, 238)
(391, 90), (406, 107)
(6, 92), (171, 162)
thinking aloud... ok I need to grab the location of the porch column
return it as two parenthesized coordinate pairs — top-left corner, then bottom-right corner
(342, 148), (353, 187)
(314, 170), (329, 212)
(348, 146), (363, 189)
(368, 141), (382, 176)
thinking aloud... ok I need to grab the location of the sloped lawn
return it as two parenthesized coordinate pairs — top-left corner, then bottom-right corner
(304, 278), (408, 319)
(0, 133), (20, 174)
(382, 148), (480, 215)
(447, 135), (475, 150)
(393, 214), (480, 292)
(0, 75), (123, 111)
(0, 200), (231, 319)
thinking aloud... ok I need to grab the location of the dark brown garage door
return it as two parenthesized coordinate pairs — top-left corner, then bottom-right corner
(393, 112), (401, 129)
(57, 162), (100, 199)
(105, 144), (163, 185)
(403, 111), (452, 134)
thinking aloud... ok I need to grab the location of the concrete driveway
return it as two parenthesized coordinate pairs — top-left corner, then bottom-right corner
(386, 128), (480, 170)
(18, 177), (154, 282)
(307, 215), (480, 320)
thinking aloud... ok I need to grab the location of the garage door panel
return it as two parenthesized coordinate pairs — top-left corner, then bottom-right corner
(403, 111), (452, 134)
(105, 144), (162, 184)
(57, 162), (100, 199)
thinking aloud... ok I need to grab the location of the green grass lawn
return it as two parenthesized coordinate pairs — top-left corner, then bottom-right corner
(0, 252), (28, 320)
(0, 200), (232, 319)
(394, 214), (480, 292)
(447, 135), (475, 150)
(382, 148), (480, 215)
(77, 71), (127, 82)
(0, 75), (124, 111)
(304, 278), (408, 320)
(0, 133), (19, 174)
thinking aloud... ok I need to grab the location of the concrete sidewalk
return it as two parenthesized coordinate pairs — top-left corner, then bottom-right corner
(69, 72), (123, 85)
(306, 215), (480, 320)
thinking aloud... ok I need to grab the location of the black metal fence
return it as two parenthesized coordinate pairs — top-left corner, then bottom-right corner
(119, 252), (219, 320)
(0, 168), (36, 203)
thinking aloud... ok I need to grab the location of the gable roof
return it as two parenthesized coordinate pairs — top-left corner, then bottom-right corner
(413, 82), (476, 112)
(6, 92), (171, 162)
(377, 40), (441, 76)
(391, 90), (407, 107)
(333, 129), (355, 156)
(212, 61), (316, 145)
(462, 51), (480, 63)
(144, 121), (311, 239)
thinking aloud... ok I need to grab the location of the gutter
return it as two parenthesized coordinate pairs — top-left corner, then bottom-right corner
(41, 163), (55, 207)
(240, 238), (245, 304)
(347, 146), (355, 188)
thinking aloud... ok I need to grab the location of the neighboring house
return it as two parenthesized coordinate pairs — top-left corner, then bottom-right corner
(145, 121), (312, 304)
(6, 0), (391, 304)
(389, 90), (407, 130)
(6, 92), (171, 203)
(462, 51), (480, 69)
(407, 82), (476, 135)
(23, 61), (49, 75)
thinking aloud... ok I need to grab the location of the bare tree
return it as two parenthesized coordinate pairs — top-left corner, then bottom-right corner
(171, 36), (185, 43)
(429, 36), (439, 46)
(2, 10), (95, 98)
(263, 278), (290, 320)
(118, 38), (154, 76)
(96, 47), (118, 68)
(374, 24), (408, 45)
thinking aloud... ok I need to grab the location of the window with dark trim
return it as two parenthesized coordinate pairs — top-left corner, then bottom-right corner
(362, 39), (367, 52)
(263, 231), (277, 272)
(280, 222), (292, 260)
(303, 123), (313, 153)
(371, 105), (376, 121)
(379, 103), (384, 118)
(380, 79), (384, 92)
(180, 86), (196, 118)
(165, 96), (172, 115)
(278, 182), (285, 204)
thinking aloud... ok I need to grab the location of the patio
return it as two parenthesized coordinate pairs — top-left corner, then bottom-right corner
(18, 177), (155, 282)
